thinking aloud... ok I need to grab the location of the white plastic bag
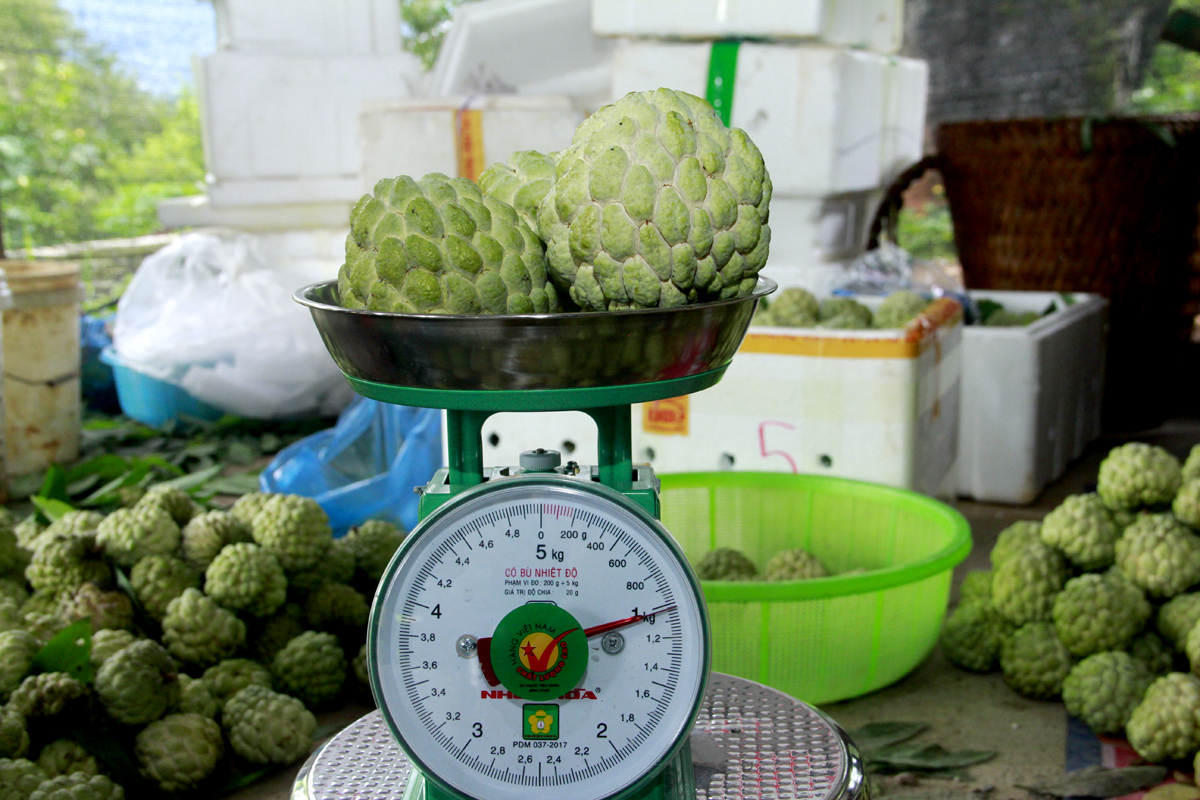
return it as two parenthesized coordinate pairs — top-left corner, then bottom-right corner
(113, 231), (353, 419)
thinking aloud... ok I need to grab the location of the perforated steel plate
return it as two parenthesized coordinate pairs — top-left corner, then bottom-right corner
(291, 674), (866, 800)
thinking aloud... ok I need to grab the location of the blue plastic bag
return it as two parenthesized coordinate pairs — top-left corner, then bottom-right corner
(259, 397), (442, 535)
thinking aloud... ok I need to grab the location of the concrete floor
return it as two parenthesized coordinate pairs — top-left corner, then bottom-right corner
(239, 417), (1200, 800)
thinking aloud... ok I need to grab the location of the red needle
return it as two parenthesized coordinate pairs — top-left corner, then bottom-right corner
(582, 605), (677, 638)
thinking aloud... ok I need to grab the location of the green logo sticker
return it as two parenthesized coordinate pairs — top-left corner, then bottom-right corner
(524, 704), (559, 739)
(490, 603), (588, 701)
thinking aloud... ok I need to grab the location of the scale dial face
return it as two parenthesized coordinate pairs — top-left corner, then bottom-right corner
(369, 476), (709, 800)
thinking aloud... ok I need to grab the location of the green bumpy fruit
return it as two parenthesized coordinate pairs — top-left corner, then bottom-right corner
(303, 582), (370, 632)
(763, 548), (828, 581)
(1184, 444), (1200, 483)
(353, 644), (369, 690)
(769, 288), (820, 327)
(1052, 573), (1150, 657)
(60, 583), (133, 632)
(873, 290), (929, 329)
(1126, 672), (1200, 762)
(24, 533), (111, 596)
(0, 758), (48, 800)
(1129, 630), (1177, 676)
(989, 521), (1042, 568)
(0, 706), (27, 759)
(129, 555), (202, 622)
(271, 631), (347, 708)
(176, 674), (219, 719)
(27, 774), (123, 800)
(201, 658), (273, 709)
(36, 511), (104, 545)
(999, 621), (1073, 700)
(136, 485), (201, 528)
(478, 150), (558, 233)
(1040, 493), (1120, 571)
(0, 596), (20, 632)
(246, 605), (306, 665)
(287, 543), (356, 599)
(957, 570), (993, 606)
(338, 520), (407, 583)
(204, 543), (287, 618)
(229, 493), (276, 525)
(95, 639), (180, 726)
(181, 511), (253, 571)
(7, 673), (88, 719)
(89, 630), (136, 668)
(0, 579), (28, 608)
(35, 739), (98, 778)
(1174, 479), (1200, 529)
(0, 630), (39, 703)
(1158, 592), (1200, 649)
(1115, 513), (1200, 598)
(819, 297), (872, 328)
(96, 505), (180, 568)
(540, 88), (771, 310)
(1097, 442), (1183, 510)
(135, 713), (224, 793)
(161, 589), (246, 668)
(1061, 651), (1154, 735)
(250, 495), (333, 573)
(222, 685), (317, 765)
(695, 548), (757, 581)
(991, 538), (1069, 625)
(339, 173), (561, 315)
(940, 601), (1007, 673)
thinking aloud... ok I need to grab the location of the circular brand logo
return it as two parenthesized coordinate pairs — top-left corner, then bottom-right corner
(490, 604), (588, 700)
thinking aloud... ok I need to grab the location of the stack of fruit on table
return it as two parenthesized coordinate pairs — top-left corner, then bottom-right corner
(943, 441), (1200, 767)
(0, 488), (405, 797)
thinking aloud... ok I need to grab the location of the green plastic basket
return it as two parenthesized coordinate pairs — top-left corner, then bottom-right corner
(659, 472), (972, 705)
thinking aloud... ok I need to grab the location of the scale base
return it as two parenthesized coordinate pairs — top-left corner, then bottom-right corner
(290, 674), (868, 800)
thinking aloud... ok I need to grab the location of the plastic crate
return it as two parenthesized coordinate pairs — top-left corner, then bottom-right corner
(100, 348), (224, 428)
(660, 472), (971, 704)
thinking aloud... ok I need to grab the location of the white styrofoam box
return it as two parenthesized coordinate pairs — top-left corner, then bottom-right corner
(880, 56), (929, 182)
(768, 192), (881, 266)
(158, 194), (355, 231)
(593, 0), (904, 54)
(956, 291), (1108, 505)
(632, 299), (963, 495)
(359, 96), (583, 191)
(196, 51), (422, 195)
(611, 40), (887, 194)
(431, 0), (615, 105)
(212, 0), (403, 55)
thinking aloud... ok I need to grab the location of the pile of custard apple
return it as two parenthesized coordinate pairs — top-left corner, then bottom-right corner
(942, 441), (1200, 768)
(338, 88), (772, 314)
(694, 546), (831, 582)
(751, 287), (933, 331)
(0, 487), (403, 797)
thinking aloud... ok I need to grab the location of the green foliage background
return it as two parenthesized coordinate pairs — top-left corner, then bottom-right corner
(0, 0), (204, 251)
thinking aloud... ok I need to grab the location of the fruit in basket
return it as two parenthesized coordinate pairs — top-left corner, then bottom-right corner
(28, 773), (124, 800)
(161, 589), (246, 668)
(768, 287), (819, 327)
(991, 538), (1068, 625)
(129, 555), (201, 622)
(339, 173), (561, 315)
(0, 706), (27, 759)
(695, 548), (757, 581)
(95, 639), (180, 726)
(135, 713), (224, 793)
(539, 88), (771, 311)
(1, 758), (47, 797)
(36, 739), (98, 778)
(271, 631), (347, 708)
(763, 548), (828, 581)
(136, 486), (201, 528)
(181, 511), (252, 571)
(1115, 513), (1200, 598)
(1126, 672), (1200, 762)
(988, 521), (1042, 567)
(999, 621), (1073, 699)
(1051, 573), (1150, 656)
(1097, 442), (1183, 510)
(1039, 493), (1120, 571)
(1061, 651), (1154, 735)
(940, 602), (1006, 672)
(204, 543), (287, 618)
(0, 631), (38, 703)
(96, 506), (180, 568)
(221, 685), (316, 766)
(24, 534), (111, 596)
(249, 495), (334, 574)
(873, 290), (929, 329)
(479, 150), (558, 233)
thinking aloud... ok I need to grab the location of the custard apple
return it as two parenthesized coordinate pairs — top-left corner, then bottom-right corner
(989, 521), (1042, 568)
(1175, 479), (1200, 529)
(204, 543), (287, 618)
(339, 519), (406, 583)
(1126, 671), (1200, 762)
(1182, 620), (1200, 677)
(27, 774), (123, 800)
(1040, 493), (1120, 571)
(0, 522), (19, 580)
(339, 172), (561, 314)
(7, 673), (88, 719)
(0, 758), (48, 800)
(19, 593), (60, 620)
(250, 495), (333, 573)
(940, 601), (1007, 673)
(353, 644), (369, 691)
(95, 505), (180, 568)
(95, 639), (180, 725)
(88, 630), (136, 668)
(181, 511), (252, 571)
(999, 621), (1073, 699)
(873, 290), (929, 329)
(303, 582), (369, 632)
(14, 517), (44, 550)
(229, 492), (276, 525)
(135, 485), (201, 527)
(129, 555), (201, 622)
(271, 631), (347, 708)
(478, 149), (557, 233)
(769, 288), (820, 327)
(1062, 651), (1154, 735)
(957, 570), (993, 606)
(287, 542), (356, 599)
(175, 674), (219, 719)
(0, 706), (27, 759)
(35, 739), (98, 778)
(763, 548), (828, 581)
(695, 548), (757, 581)
(1130, 630), (1178, 676)
(0, 597), (21, 633)
(1098, 442), (1183, 510)
(1051, 573), (1150, 657)
(1158, 593), (1200, 649)
(1185, 444), (1200, 483)
(36, 511), (104, 546)
(1115, 513), (1200, 598)
(161, 589), (246, 668)
(819, 297), (872, 328)
(24, 533), (111, 596)
(135, 713), (223, 793)
(222, 685), (316, 765)
(59, 584), (133, 632)
(0, 579), (29, 608)
(539, 88), (771, 310)
(200, 658), (272, 709)
(245, 604), (306, 665)
(991, 538), (1069, 625)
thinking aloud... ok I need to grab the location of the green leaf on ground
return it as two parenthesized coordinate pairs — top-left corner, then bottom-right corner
(205, 472), (263, 496)
(1017, 765), (1169, 798)
(31, 619), (94, 684)
(30, 495), (76, 522)
(846, 722), (928, 752)
(157, 464), (223, 492)
(866, 742), (995, 772)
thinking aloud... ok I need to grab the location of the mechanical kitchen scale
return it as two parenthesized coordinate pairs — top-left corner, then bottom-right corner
(291, 277), (868, 800)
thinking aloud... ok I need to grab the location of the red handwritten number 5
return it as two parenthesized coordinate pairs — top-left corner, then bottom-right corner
(759, 421), (797, 473)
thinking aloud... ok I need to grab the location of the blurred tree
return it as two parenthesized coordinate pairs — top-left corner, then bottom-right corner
(1131, 0), (1200, 112)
